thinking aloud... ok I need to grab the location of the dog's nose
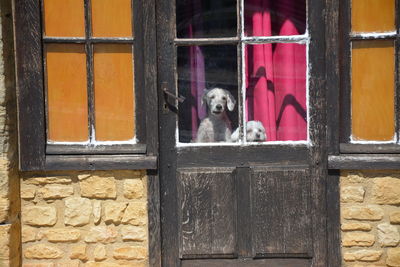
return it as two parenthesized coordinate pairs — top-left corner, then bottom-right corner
(216, 104), (222, 110)
(256, 133), (260, 138)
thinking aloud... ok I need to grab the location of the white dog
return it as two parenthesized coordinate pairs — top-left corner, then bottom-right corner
(195, 88), (236, 142)
(231, 120), (267, 142)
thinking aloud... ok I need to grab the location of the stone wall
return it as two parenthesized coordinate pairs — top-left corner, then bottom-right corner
(341, 171), (400, 267)
(20, 171), (149, 267)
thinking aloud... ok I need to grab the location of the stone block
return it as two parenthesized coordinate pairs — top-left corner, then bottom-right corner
(341, 173), (364, 184)
(0, 197), (8, 222)
(80, 176), (116, 199)
(24, 244), (63, 259)
(341, 186), (365, 203)
(24, 262), (80, 267)
(41, 228), (81, 243)
(22, 206), (57, 226)
(377, 223), (400, 247)
(351, 264), (386, 267)
(343, 252), (356, 261)
(0, 222), (20, 265)
(390, 211), (400, 224)
(387, 248), (400, 267)
(37, 185), (73, 199)
(342, 232), (375, 247)
(0, 224), (10, 260)
(25, 176), (71, 185)
(122, 202), (147, 226)
(85, 226), (118, 244)
(342, 205), (384, 221)
(0, 180), (7, 199)
(93, 200), (102, 224)
(22, 263), (55, 267)
(121, 226), (147, 242)
(343, 249), (382, 262)
(103, 202), (128, 224)
(21, 227), (38, 243)
(70, 244), (88, 261)
(78, 174), (91, 180)
(20, 186), (36, 199)
(113, 246), (147, 260)
(372, 178), (400, 204)
(123, 180), (144, 199)
(93, 244), (107, 261)
(64, 197), (92, 226)
(56, 261), (80, 267)
(85, 261), (146, 267)
(341, 223), (372, 231)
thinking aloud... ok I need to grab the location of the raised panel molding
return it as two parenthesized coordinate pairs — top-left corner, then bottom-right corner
(251, 167), (312, 258)
(177, 168), (237, 259)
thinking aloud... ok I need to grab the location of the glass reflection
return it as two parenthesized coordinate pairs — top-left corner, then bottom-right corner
(245, 0), (306, 37)
(351, 41), (395, 141)
(176, 0), (237, 38)
(245, 43), (307, 141)
(177, 45), (238, 143)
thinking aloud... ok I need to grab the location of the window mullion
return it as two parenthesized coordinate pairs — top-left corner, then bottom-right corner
(350, 32), (397, 40)
(242, 35), (309, 44)
(85, 0), (95, 143)
(238, 0), (245, 143)
(396, 0), (400, 143)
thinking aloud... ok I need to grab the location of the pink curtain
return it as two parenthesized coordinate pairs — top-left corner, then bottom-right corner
(189, 44), (206, 141)
(245, 0), (307, 141)
(187, 2), (206, 141)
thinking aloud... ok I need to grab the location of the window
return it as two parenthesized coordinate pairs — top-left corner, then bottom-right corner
(328, 0), (400, 169)
(175, 0), (309, 145)
(44, 0), (137, 148)
(14, 0), (157, 171)
(339, 0), (399, 153)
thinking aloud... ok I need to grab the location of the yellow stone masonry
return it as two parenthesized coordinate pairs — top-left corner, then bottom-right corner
(20, 171), (149, 267)
(341, 171), (400, 267)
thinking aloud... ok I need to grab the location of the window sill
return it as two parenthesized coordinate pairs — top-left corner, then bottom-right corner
(46, 144), (147, 155)
(328, 154), (400, 170)
(41, 155), (157, 171)
(340, 143), (400, 154)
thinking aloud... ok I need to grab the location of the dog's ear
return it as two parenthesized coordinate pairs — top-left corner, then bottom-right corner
(226, 90), (236, 111)
(201, 89), (209, 106)
(255, 121), (266, 132)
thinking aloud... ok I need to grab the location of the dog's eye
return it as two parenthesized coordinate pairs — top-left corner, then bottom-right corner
(210, 95), (215, 99)
(222, 96), (226, 101)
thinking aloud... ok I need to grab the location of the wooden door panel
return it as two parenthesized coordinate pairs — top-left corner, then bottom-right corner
(251, 168), (312, 257)
(177, 168), (236, 258)
(181, 258), (311, 267)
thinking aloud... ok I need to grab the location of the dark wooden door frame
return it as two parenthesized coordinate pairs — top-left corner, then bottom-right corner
(149, 0), (342, 266)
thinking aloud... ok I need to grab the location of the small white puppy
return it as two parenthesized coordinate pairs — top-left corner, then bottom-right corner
(195, 88), (236, 142)
(231, 120), (267, 142)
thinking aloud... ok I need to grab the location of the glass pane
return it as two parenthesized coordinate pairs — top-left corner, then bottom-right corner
(176, 0), (236, 38)
(245, 0), (306, 37)
(94, 44), (135, 141)
(91, 0), (133, 37)
(245, 43), (307, 141)
(351, 40), (395, 141)
(177, 45), (238, 143)
(43, 0), (85, 37)
(352, 0), (395, 33)
(46, 44), (88, 142)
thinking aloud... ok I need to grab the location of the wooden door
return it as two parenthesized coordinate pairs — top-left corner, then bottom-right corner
(157, 0), (328, 266)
